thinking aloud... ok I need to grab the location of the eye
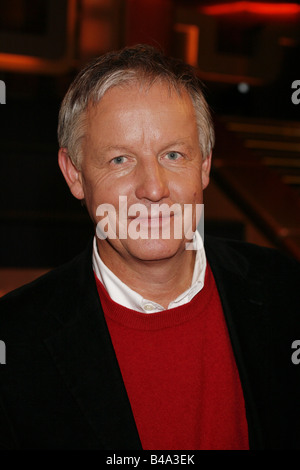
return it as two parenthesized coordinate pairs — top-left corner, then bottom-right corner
(111, 156), (127, 165)
(165, 151), (182, 161)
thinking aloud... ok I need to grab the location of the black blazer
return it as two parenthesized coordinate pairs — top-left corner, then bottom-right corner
(0, 236), (299, 450)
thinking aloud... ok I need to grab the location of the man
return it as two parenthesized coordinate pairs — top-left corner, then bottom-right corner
(0, 45), (299, 450)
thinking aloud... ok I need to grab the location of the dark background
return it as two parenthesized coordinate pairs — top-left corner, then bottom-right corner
(0, 0), (299, 274)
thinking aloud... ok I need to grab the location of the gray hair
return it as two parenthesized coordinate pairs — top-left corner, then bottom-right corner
(58, 44), (215, 168)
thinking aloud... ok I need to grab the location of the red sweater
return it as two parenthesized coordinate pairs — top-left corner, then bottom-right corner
(94, 265), (249, 450)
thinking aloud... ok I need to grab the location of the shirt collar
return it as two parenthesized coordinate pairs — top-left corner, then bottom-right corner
(92, 231), (206, 313)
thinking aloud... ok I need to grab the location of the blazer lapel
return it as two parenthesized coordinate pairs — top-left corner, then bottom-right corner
(43, 242), (142, 449)
(205, 236), (268, 450)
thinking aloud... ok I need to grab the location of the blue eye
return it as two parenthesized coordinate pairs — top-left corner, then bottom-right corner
(111, 156), (127, 165)
(166, 151), (181, 161)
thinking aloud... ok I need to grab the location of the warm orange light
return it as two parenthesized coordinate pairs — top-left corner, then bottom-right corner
(201, 2), (300, 16)
(174, 24), (199, 67)
(0, 52), (75, 75)
(0, 54), (39, 68)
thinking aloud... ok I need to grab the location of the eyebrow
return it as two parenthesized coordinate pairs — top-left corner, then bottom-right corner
(101, 140), (194, 154)
(161, 139), (194, 152)
(101, 145), (132, 154)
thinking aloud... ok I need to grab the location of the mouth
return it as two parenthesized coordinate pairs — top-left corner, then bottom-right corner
(128, 213), (175, 225)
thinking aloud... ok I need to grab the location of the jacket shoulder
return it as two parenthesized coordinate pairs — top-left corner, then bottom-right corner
(205, 235), (299, 277)
(0, 242), (93, 332)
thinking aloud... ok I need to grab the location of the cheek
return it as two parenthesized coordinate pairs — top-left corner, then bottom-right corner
(173, 174), (203, 203)
(80, 175), (105, 223)
(190, 170), (204, 201)
(83, 173), (136, 215)
(194, 188), (204, 203)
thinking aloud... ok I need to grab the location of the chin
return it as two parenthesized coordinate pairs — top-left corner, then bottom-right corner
(125, 238), (187, 262)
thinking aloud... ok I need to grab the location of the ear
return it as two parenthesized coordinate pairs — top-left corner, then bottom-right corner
(201, 152), (212, 190)
(58, 148), (85, 200)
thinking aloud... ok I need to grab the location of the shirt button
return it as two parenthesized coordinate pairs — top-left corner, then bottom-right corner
(143, 303), (155, 312)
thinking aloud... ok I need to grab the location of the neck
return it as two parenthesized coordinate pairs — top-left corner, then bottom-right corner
(97, 240), (196, 309)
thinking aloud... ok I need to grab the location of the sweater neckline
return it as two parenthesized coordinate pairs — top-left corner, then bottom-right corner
(94, 263), (215, 331)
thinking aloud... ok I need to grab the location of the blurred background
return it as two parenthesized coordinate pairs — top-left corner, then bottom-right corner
(0, 0), (299, 295)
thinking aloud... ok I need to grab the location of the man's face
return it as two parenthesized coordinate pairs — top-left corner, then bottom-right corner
(62, 81), (211, 265)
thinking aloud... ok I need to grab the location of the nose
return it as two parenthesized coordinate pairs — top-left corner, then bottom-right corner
(135, 157), (170, 202)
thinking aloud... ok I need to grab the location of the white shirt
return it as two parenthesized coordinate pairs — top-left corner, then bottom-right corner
(92, 231), (207, 313)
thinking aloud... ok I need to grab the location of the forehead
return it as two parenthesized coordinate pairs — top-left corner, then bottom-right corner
(85, 81), (198, 146)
